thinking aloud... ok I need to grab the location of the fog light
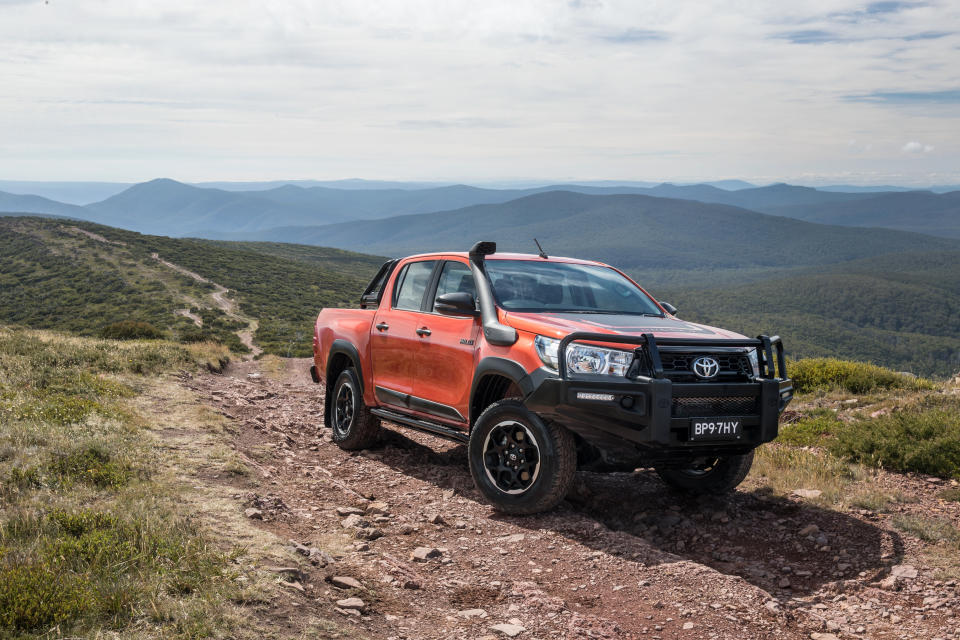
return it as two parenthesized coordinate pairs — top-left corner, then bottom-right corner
(576, 392), (616, 402)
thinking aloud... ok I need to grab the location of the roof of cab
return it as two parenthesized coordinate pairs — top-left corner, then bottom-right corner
(398, 251), (606, 266)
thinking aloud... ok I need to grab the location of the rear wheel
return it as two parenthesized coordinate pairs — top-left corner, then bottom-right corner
(655, 451), (754, 494)
(330, 368), (381, 450)
(468, 400), (576, 515)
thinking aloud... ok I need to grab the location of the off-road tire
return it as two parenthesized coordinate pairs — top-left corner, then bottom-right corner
(655, 451), (754, 494)
(468, 399), (576, 515)
(330, 368), (381, 450)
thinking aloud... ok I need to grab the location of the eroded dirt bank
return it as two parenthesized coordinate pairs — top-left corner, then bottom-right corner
(181, 358), (960, 640)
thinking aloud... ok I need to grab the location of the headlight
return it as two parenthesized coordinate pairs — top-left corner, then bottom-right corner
(535, 335), (632, 377)
(747, 349), (760, 377)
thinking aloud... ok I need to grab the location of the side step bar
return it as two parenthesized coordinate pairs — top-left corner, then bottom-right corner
(370, 408), (469, 444)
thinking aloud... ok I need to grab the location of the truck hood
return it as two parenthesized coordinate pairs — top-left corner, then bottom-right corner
(501, 311), (748, 341)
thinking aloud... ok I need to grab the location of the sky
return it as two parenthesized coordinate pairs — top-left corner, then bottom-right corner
(1, 0), (958, 186)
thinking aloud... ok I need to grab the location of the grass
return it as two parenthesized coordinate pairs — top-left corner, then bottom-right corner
(938, 487), (960, 502)
(891, 514), (960, 544)
(751, 445), (858, 505)
(776, 408), (844, 447)
(0, 327), (242, 638)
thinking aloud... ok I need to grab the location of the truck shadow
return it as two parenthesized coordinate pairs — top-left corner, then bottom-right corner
(376, 428), (903, 598)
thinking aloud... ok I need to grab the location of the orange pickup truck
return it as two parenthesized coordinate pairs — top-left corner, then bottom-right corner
(312, 242), (792, 514)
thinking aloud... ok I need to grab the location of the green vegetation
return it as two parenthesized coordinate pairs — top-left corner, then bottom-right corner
(789, 358), (934, 394)
(772, 357), (960, 479)
(0, 217), (382, 357)
(831, 396), (960, 479)
(776, 409), (844, 447)
(0, 327), (238, 638)
(101, 320), (164, 340)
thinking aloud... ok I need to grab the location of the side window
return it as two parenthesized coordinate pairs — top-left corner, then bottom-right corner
(392, 260), (437, 311)
(433, 261), (476, 310)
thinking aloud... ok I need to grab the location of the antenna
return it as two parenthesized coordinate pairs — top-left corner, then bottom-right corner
(533, 238), (548, 259)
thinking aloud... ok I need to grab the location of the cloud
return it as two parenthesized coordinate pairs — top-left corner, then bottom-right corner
(0, 0), (957, 184)
(902, 141), (934, 153)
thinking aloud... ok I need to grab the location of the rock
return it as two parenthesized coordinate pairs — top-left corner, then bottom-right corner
(500, 533), (526, 544)
(291, 542), (312, 557)
(799, 524), (820, 537)
(365, 501), (390, 516)
(336, 597), (366, 610)
(490, 623), (526, 637)
(398, 524), (416, 535)
(426, 512), (446, 525)
(331, 576), (363, 590)
(244, 508), (263, 519)
(793, 489), (823, 499)
(411, 546), (442, 561)
(337, 506), (364, 516)
(458, 608), (488, 619)
(810, 634), (840, 640)
(355, 526), (384, 540)
(779, 577), (791, 588)
(341, 514), (366, 528)
(683, 622), (694, 630)
(402, 579), (421, 590)
(891, 564), (918, 579)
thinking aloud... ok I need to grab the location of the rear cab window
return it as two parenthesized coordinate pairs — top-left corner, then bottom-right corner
(392, 260), (438, 311)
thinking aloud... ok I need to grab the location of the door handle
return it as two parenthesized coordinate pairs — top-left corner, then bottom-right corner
(375, 322), (389, 332)
(416, 327), (432, 337)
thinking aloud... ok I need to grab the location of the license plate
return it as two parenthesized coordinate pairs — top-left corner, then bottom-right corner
(690, 419), (742, 441)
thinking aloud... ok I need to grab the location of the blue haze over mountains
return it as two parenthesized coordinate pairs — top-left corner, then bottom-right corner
(1, 178), (959, 247)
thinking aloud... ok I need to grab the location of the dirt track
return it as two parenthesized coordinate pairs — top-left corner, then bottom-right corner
(182, 358), (960, 640)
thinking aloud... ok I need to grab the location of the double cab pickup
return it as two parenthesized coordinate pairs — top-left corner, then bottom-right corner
(312, 242), (793, 514)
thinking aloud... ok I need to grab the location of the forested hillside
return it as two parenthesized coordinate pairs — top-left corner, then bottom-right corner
(0, 217), (382, 356)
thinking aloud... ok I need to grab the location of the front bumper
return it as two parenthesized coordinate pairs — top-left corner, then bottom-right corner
(524, 331), (794, 458)
(525, 374), (793, 450)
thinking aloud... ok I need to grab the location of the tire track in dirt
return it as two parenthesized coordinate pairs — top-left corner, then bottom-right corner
(179, 358), (960, 640)
(150, 252), (262, 358)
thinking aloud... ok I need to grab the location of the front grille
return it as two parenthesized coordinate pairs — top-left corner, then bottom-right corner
(672, 396), (759, 418)
(658, 351), (753, 382)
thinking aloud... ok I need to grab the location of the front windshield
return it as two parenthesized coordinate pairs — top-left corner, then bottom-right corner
(484, 260), (663, 315)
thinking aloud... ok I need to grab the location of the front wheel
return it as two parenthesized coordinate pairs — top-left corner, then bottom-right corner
(468, 400), (576, 515)
(330, 368), (381, 450)
(655, 451), (754, 494)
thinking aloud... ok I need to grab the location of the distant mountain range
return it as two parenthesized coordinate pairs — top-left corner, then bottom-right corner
(210, 190), (959, 270)
(2, 177), (958, 241)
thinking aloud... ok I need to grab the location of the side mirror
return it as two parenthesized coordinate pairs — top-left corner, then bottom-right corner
(435, 292), (479, 317)
(660, 301), (678, 315)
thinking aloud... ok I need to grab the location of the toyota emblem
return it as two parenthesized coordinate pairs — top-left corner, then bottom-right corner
(692, 356), (720, 379)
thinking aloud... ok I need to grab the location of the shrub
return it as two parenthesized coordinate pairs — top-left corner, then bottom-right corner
(0, 561), (94, 631)
(47, 446), (134, 489)
(790, 358), (934, 394)
(101, 321), (164, 341)
(829, 396), (960, 478)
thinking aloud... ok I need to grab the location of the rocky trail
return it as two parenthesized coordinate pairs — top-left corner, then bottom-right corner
(149, 251), (262, 358)
(181, 358), (960, 640)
